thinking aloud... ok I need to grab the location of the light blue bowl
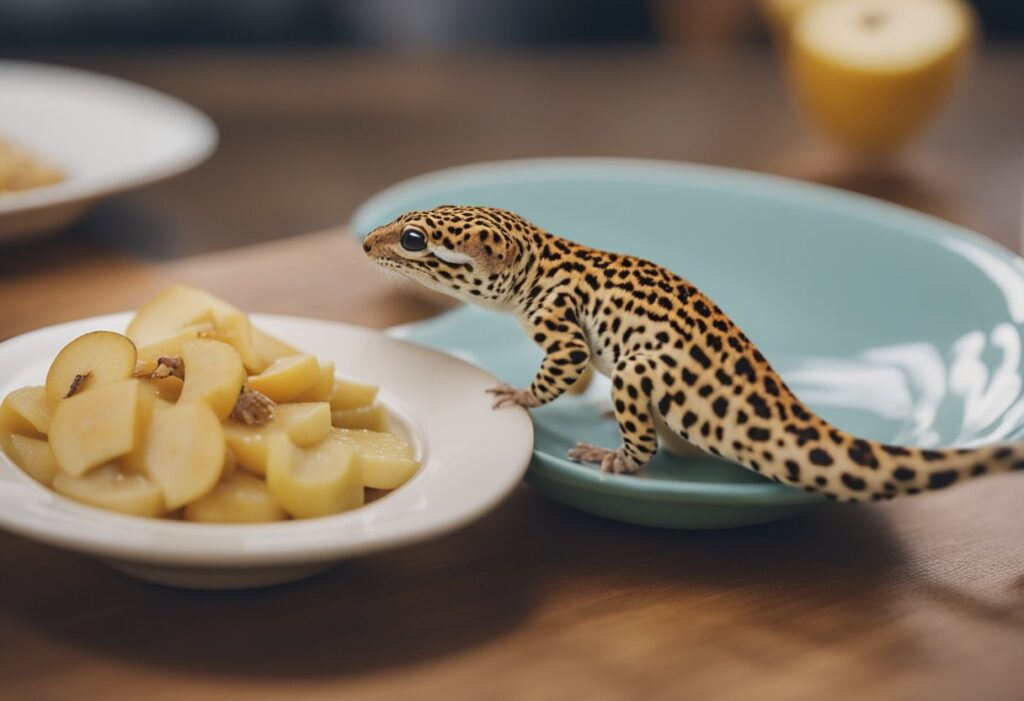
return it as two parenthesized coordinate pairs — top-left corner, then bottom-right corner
(351, 158), (1024, 529)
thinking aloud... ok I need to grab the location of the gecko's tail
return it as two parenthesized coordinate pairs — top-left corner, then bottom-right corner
(759, 425), (1024, 502)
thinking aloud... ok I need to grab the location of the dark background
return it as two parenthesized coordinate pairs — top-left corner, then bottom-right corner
(1, 0), (1022, 48)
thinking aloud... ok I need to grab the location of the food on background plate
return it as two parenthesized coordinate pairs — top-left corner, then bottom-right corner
(786, 0), (973, 153)
(0, 137), (64, 194)
(0, 285), (420, 521)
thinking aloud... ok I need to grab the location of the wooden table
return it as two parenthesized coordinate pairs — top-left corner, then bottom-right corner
(2, 49), (1024, 700)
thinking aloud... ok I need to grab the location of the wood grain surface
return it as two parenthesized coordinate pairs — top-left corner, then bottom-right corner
(1, 48), (1023, 700)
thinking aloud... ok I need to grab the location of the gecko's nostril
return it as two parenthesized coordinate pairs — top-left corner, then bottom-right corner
(362, 239), (372, 253)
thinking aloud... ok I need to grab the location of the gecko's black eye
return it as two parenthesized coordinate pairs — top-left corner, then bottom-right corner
(400, 228), (428, 252)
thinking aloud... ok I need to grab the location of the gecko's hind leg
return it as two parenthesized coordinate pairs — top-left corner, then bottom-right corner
(567, 353), (660, 474)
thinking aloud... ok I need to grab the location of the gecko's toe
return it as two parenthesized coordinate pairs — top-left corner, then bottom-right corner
(609, 452), (641, 475)
(567, 442), (605, 464)
(568, 442), (639, 474)
(486, 384), (540, 409)
(490, 394), (512, 409)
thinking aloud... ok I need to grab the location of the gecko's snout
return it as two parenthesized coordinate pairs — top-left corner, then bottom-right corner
(361, 226), (390, 260)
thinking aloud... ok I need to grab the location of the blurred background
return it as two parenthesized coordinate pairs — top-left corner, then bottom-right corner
(3, 0), (1023, 48)
(1, 0), (1022, 258)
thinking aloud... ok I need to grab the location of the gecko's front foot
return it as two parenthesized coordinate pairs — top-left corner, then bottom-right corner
(567, 442), (640, 475)
(486, 383), (541, 409)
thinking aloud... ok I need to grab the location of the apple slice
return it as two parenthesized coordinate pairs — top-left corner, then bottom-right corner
(222, 447), (237, 477)
(44, 331), (137, 407)
(252, 327), (301, 366)
(224, 402), (331, 475)
(49, 379), (147, 476)
(134, 323), (213, 375)
(178, 338), (246, 419)
(266, 433), (362, 519)
(247, 354), (320, 403)
(205, 311), (264, 374)
(1, 385), (51, 450)
(1, 387), (48, 458)
(331, 403), (388, 432)
(184, 472), (286, 523)
(6, 434), (59, 486)
(292, 360), (336, 402)
(136, 400), (224, 509)
(329, 378), (379, 411)
(139, 376), (183, 403)
(52, 464), (165, 518)
(120, 385), (172, 474)
(329, 428), (419, 490)
(126, 285), (238, 348)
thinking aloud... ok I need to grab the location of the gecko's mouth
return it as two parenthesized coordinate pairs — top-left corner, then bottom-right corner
(370, 248), (474, 276)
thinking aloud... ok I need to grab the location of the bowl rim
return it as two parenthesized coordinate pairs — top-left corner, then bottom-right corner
(0, 312), (534, 568)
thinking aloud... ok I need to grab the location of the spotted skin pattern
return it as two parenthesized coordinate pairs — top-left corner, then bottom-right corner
(364, 206), (1023, 502)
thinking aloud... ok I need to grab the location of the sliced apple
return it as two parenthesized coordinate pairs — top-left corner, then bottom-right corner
(1, 385), (50, 438)
(221, 427), (268, 476)
(277, 402), (334, 444)
(52, 464), (164, 518)
(139, 375), (183, 403)
(0, 388), (45, 454)
(120, 387), (171, 474)
(222, 447), (238, 477)
(252, 327), (301, 366)
(292, 360), (336, 402)
(329, 378), (379, 411)
(6, 434), (59, 486)
(266, 433), (362, 519)
(329, 428), (419, 490)
(331, 403), (388, 432)
(247, 354), (320, 403)
(136, 400), (224, 509)
(184, 472), (286, 523)
(126, 285), (238, 348)
(49, 379), (147, 476)
(178, 338), (246, 419)
(134, 322), (213, 375)
(206, 310), (264, 374)
(224, 402), (331, 475)
(44, 331), (137, 407)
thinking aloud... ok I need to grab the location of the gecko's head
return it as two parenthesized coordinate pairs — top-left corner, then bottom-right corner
(363, 205), (531, 306)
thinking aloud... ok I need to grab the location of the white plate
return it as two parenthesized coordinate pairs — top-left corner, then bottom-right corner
(0, 313), (533, 589)
(0, 61), (217, 241)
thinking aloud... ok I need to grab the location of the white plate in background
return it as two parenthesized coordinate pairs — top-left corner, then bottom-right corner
(0, 61), (217, 241)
